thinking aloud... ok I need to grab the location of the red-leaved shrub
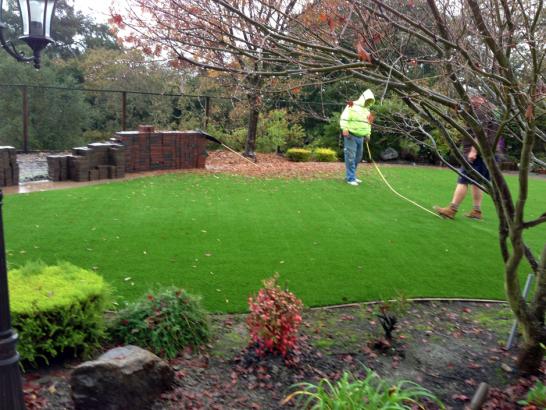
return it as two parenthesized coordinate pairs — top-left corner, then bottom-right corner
(247, 275), (303, 357)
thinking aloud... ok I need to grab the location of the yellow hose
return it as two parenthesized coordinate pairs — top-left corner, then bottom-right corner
(365, 141), (442, 219)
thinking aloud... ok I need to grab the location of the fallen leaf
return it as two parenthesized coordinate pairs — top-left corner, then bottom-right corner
(452, 394), (470, 401)
(356, 42), (371, 62)
(500, 363), (512, 372)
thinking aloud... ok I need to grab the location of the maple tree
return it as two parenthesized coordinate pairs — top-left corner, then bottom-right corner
(115, 0), (302, 158)
(195, 0), (546, 373)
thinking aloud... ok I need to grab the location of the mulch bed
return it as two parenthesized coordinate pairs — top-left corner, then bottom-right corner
(24, 301), (545, 409)
(205, 151), (347, 179)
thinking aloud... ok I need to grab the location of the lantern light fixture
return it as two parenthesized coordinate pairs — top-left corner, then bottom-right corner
(0, 0), (56, 68)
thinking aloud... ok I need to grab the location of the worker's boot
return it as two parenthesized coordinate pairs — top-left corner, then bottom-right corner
(465, 209), (482, 220)
(433, 205), (457, 219)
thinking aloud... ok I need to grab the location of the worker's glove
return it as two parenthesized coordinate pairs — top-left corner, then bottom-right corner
(362, 136), (370, 143)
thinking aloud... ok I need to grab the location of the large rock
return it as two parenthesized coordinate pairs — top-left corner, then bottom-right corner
(380, 147), (399, 161)
(70, 345), (174, 410)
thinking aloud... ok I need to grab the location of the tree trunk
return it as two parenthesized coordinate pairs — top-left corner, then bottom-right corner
(517, 340), (545, 375)
(244, 93), (259, 159)
(503, 229), (545, 375)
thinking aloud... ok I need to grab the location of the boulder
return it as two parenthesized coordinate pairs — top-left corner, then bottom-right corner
(380, 147), (399, 161)
(70, 345), (174, 410)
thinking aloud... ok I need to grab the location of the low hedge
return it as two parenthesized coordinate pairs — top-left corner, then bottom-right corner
(9, 261), (108, 367)
(313, 148), (338, 162)
(286, 148), (312, 162)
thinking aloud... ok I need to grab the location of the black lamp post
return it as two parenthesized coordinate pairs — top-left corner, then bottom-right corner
(0, 1), (56, 409)
(0, 194), (25, 410)
(0, 0), (56, 69)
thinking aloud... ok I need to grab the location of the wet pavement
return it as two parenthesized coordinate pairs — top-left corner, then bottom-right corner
(17, 152), (51, 182)
(3, 168), (208, 195)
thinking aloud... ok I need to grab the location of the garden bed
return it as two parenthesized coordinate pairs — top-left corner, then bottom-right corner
(24, 301), (544, 409)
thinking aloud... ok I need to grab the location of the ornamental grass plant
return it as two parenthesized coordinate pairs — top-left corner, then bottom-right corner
(284, 369), (444, 409)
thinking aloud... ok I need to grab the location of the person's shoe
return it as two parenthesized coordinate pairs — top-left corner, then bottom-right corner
(347, 180), (359, 186)
(355, 178), (362, 183)
(465, 209), (482, 220)
(433, 205), (457, 219)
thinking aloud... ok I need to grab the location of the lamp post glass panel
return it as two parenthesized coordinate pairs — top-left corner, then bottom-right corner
(0, 2), (56, 409)
(0, 0), (56, 68)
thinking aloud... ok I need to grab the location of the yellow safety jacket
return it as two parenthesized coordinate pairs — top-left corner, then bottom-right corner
(339, 89), (375, 137)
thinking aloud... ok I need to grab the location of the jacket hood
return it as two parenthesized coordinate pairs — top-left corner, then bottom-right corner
(354, 89), (375, 107)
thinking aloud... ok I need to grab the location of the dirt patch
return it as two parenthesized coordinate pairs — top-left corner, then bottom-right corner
(24, 301), (544, 409)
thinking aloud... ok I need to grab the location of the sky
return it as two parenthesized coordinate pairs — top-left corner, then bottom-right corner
(74, 0), (125, 23)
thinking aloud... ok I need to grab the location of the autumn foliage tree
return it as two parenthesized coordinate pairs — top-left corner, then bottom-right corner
(115, 0), (302, 158)
(195, 0), (546, 373)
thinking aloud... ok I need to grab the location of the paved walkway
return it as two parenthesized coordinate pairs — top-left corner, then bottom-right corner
(3, 168), (207, 195)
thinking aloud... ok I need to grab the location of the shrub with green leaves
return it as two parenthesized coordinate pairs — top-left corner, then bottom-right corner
(285, 369), (444, 409)
(109, 287), (210, 359)
(518, 380), (546, 408)
(286, 148), (312, 162)
(10, 261), (108, 367)
(313, 148), (338, 162)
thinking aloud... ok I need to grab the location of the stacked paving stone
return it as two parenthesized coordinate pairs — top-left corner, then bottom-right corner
(0, 146), (19, 187)
(115, 125), (208, 173)
(47, 142), (125, 182)
(46, 125), (208, 183)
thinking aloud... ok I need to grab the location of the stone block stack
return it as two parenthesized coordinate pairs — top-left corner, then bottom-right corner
(0, 146), (19, 187)
(46, 125), (208, 183)
(47, 142), (125, 182)
(115, 125), (208, 173)
(47, 155), (68, 181)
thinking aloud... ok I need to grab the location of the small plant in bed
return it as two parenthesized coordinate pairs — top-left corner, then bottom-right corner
(284, 368), (444, 409)
(246, 274), (304, 362)
(371, 294), (408, 352)
(109, 287), (210, 359)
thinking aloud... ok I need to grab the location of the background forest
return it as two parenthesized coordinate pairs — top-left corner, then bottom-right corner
(0, 0), (543, 166)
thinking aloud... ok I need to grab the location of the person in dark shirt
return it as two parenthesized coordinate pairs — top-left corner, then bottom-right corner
(434, 96), (499, 220)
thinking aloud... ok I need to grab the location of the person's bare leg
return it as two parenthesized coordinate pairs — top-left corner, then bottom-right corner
(450, 183), (468, 207)
(464, 185), (484, 219)
(471, 185), (483, 209)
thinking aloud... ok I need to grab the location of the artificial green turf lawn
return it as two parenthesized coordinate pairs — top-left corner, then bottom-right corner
(5, 167), (545, 312)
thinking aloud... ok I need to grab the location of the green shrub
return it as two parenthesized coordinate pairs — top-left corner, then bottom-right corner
(313, 148), (338, 162)
(109, 287), (210, 359)
(224, 127), (248, 152)
(286, 148), (312, 162)
(285, 368), (444, 409)
(518, 380), (546, 408)
(9, 261), (108, 367)
(398, 139), (421, 162)
(257, 109), (306, 152)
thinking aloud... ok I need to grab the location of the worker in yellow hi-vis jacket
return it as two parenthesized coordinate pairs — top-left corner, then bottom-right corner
(339, 89), (375, 186)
